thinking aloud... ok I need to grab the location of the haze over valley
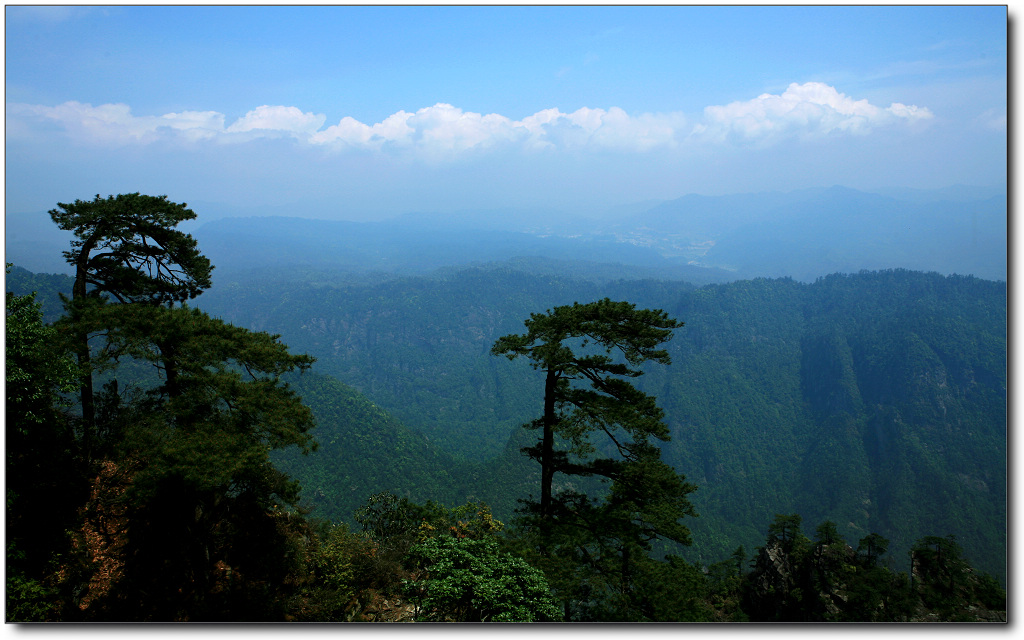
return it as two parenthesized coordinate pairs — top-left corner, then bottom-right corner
(4, 5), (1007, 623)
(7, 183), (1007, 286)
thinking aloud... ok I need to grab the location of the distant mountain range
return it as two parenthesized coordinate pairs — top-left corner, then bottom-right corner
(6, 185), (1006, 283)
(617, 185), (1005, 281)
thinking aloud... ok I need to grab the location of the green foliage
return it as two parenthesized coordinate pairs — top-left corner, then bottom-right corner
(193, 265), (1006, 585)
(270, 376), (477, 524)
(491, 298), (699, 620)
(8, 201), (319, 619)
(737, 515), (1003, 622)
(196, 268), (618, 461)
(49, 193), (212, 305)
(100, 303), (316, 455)
(910, 534), (982, 618)
(7, 251), (1006, 621)
(5, 274), (87, 612)
(48, 193), (215, 464)
(814, 520), (843, 547)
(291, 495), (555, 622)
(404, 535), (560, 622)
(292, 522), (371, 620)
(842, 563), (915, 622)
(4, 265), (74, 322)
(491, 298), (688, 514)
(354, 492), (432, 556)
(6, 570), (59, 622)
(491, 298), (681, 450)
(634, 555), (719, 622)
(767, 514), (808, 554)
(64, 303), (321, 620)
(972, 572), (1007, 611)
(5, 283), (79, 425)
(857, 532), (889, 567)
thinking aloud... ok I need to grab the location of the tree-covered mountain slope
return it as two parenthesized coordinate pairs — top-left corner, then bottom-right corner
(272, 372), (484, 524)
(193, 266), (1006, 583)
(195, 267), (684, 459)
(7, 264), (1006, 585)
(2, 266), (486, 527)
(643, 271), (1005, 581)
(4, 266), (74, 323)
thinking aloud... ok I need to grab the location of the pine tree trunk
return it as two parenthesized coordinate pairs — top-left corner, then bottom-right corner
(73, 254), (95, 463)
(540, 367), (558, 521)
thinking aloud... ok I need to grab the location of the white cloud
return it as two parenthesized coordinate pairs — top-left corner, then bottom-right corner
(696, 82), (933, 144)
(408, 103), (516, 153)
(5, 101), (225, 145)
(310, 110), (415, 148)
(225, 105), (325, 137)
(308, 103), (683, 155)
(153, 110), (227, 143)
(5, 82), (932, 157)
(509, 105), (685, 152)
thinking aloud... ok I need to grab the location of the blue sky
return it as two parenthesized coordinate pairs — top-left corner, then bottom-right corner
(5, 4), (1007, 221)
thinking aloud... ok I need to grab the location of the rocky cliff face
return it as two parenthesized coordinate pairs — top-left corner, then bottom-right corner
(747, 541), (796, 605)
(744, 540), (856, 621)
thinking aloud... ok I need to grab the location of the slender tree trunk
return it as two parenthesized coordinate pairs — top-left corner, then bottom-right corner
(540, 367), (558, 521)
(73, 257), (95, 463)
(76, 339), (94, 462)
(159, 339), (180, 400)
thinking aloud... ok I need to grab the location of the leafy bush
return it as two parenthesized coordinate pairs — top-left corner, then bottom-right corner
(404, 535), (560, 622)
(6, 572), (58, 622)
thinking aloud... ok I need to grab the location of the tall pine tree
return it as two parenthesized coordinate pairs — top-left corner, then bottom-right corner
(50, 193), (213, 460)
(493, 298), (697, 619)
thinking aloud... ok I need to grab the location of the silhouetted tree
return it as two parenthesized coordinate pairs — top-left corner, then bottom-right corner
(50, 193), (212, 459)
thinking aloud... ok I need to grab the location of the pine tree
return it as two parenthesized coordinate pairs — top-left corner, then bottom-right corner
(492, 298), (697, 619)
(49, 193), (213, 460)
(74, 303), (316, 620)
(40, 195), (320, 619)
(491, 298), (685, 520)
(857, 532), (889, 567)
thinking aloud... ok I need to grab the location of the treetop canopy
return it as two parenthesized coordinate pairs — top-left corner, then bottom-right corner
(50, 192), (213, 305)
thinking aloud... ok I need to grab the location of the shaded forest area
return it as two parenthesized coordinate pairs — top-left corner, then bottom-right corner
(5, 193), (1006, 622)
(195, 264), (1006, 585)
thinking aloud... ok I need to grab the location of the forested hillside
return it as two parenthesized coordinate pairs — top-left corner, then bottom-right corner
(271, 371), (479, 516)
(189, 265), (1006, 584)
(7, 258), (1006, 619)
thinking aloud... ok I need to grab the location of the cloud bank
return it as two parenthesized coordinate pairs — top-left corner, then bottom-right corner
(7, 82), (932, 157)
(696, 82), (933, 144)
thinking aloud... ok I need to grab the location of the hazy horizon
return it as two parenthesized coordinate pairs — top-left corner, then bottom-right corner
(4, 5), (1007, 223)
